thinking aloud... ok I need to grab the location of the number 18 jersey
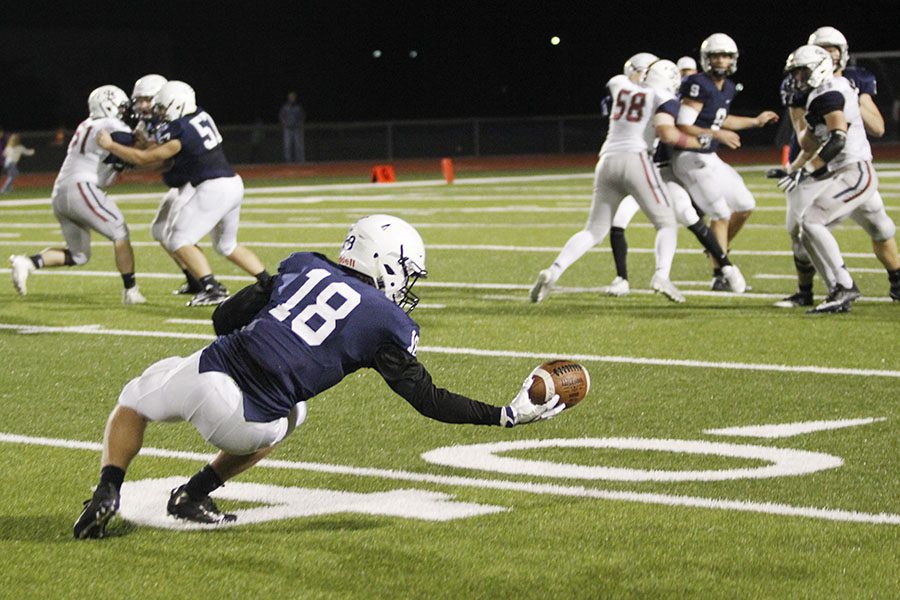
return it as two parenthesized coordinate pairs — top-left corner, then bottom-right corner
(200, 253), (420, 422)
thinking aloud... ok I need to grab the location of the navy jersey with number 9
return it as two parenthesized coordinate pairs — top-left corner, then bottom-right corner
(201, 253), (419, 422)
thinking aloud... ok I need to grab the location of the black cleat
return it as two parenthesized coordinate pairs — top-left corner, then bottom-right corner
(806, 283), (860, 315)
(73, 482), (119, 539)
(187, 284), (229, 307)
(172, 280), (204, 295)
(891, 282), (900, 302)
(773, 290), (814, 308)
(710, 275), (728, 291)
(167, 485), (236, 524)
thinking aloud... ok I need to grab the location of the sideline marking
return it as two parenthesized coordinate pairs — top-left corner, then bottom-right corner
(2, 322), (899, 377)
(1, 432), (896, 525)
(704, 418), (887, 439)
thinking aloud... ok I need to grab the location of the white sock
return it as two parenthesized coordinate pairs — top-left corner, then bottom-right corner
(653, 226), (678, 279)
(550, 229), (604, 280)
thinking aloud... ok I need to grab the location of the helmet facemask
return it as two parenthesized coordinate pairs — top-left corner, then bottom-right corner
(700, 33), (739, 76)
(389, 248), (426, 313)
(785, 45), (833, 92)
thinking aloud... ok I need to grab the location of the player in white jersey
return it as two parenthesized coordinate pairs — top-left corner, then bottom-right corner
(775, 45), (897, 313)
(603, 59), (746, 297)
(603, 52), (656, 297)
(530, 60), (729, 304)
(8, 86), (146, 305)
(770, 29), (900, 305)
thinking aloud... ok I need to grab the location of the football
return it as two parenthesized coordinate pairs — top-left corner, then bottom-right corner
(528, 359), (590, 408)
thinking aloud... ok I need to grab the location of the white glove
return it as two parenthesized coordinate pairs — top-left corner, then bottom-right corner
(777, 170), (805, 193)
(500, 376), (565, 427)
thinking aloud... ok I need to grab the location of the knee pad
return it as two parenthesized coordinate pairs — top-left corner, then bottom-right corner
(151, 218), (167, 243)
(164, 231), (191, 253)
(863, 213), (896, 242)
(213, 238), (237, 257)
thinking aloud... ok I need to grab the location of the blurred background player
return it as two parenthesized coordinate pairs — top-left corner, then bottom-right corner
(774, 45), (896, 313)
(601, 52), (656, 297)
(73, 215), (564, 538)
(677, 56), (698, 78)
(672, 33), (779, 290)
(8, 86), (146, 304)
(602, 58), (746, 297)
(771, 28), (900, 306)
(0, 133), (35, 193)
(530, 59), (731, 305)
(131, 74), (205, 296)
(98, 81), (270, 307)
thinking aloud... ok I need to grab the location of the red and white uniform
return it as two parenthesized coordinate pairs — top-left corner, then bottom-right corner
(51, 117), (132, 264)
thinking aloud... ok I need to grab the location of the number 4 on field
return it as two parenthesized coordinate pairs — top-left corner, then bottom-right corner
(118, 477), (505, 530)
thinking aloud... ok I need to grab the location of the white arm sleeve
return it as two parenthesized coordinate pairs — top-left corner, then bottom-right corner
(677, 105), (700, 126)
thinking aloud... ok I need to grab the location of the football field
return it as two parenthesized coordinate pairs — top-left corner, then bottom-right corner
(0, 165), (898, 598)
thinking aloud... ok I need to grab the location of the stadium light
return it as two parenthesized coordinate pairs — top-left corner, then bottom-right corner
(550, 36), (561, 46)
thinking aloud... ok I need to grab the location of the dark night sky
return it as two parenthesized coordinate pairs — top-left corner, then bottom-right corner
(1, 1), (898, 131)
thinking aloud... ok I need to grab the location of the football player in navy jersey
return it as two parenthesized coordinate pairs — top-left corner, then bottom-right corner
(128, 74), (206, 296)
(771, 28), (900, 305)
(601, 57), (747, 297)
(74, 215), (564, 539)
(770, 45), (897, 313)
(672, 33), (779, 290)
(808, 27), (899, 301)
(98, 81), (269, 307)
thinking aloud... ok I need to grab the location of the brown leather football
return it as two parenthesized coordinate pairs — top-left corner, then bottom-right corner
(528, 360), (590, 408)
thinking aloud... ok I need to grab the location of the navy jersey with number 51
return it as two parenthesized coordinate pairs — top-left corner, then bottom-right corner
(156, 107), (235, 186)
(200, 253), (420, 422)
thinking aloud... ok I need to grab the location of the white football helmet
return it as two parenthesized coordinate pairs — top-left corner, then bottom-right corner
(700, 33), (739, 76)
(153, 80), (197, 122)
(643, 59), (681, 96)
(623, 53), (659, 81)
(808, 26), (849, 71)
(132, 74), (168, 100)
(338, 214), (427, 312)
(784, 45), (834, 91)
(87, 85), (129, 120)
(676, 56), (697, 72)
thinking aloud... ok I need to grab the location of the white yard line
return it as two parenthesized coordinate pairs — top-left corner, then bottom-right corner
(704, 418), (887, 439)
(0, 268), (895, 302)
(0, 243), (890, 261)
(0, 322), (897, 377)
(0, 431), (896, 525)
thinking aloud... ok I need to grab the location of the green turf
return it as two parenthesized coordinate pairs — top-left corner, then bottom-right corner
(0, 166), (897, 598)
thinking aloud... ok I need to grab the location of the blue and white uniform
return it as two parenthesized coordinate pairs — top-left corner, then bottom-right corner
(153, 107), (244, 256)
(118, 253), (501, 455)
(671, 72), (756, 220)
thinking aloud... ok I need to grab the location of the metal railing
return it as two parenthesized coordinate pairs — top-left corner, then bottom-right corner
(13, 112), (784, 172)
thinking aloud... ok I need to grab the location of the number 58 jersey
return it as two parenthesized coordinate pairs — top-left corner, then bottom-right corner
(600, 74), (676, 155)
(200, 253), (420, 422)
